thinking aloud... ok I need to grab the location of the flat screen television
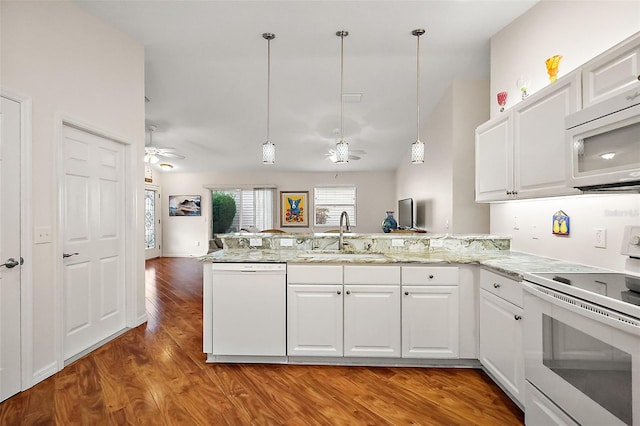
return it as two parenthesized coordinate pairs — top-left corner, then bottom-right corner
(397, 198), (413, 229)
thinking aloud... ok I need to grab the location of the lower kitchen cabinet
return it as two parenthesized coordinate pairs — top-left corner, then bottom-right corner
(401, 265), (461, 359)
(287, 284), (343, 356)
(402, 285), (459, 358)
(344, 284), (401, 357)
(479, 269), (524, 405)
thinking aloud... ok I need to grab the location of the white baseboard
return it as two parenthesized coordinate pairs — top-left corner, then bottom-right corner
(31, 362), (58, 387)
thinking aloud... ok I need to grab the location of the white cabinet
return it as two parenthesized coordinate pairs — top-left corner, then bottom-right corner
(479, 269), (524, 405)
(582, 32), (640, 108)
(343, 265), (401, 358)
(475, 71), (580, 202)
(401, 266), (460, 359)
(287, 265), (343, 356)
(513, 73), (581, 199)
(287, 284), (343, 357)
(287, 264), (401, 358)
(343, 285), (401, 357)
(475, 112), (512, 201)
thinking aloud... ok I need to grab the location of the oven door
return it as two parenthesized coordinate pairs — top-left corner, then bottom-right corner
(523, 282), (640, 426)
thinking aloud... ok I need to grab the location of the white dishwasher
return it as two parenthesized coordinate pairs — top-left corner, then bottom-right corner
(207, 263), (286, 361)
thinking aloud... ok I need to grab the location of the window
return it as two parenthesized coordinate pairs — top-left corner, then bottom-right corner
(314, 186), (356, 227)
(211, 188), (275, 234)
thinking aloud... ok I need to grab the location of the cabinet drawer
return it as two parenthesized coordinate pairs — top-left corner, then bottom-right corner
(402, 266), (459, 285)
(287, 265), (342, 284)
(480, 268), (523, 307)
(344, 265), (400, 285)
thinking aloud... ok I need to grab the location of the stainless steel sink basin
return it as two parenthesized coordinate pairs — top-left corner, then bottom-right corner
(297, 252), (387, 261)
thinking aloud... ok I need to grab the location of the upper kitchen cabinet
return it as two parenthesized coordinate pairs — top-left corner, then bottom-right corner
(476, 71), (581, 202)
(582, 32), (640, 109)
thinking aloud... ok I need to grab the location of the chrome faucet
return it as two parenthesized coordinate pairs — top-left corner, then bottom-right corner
(339, 211), (351, 251)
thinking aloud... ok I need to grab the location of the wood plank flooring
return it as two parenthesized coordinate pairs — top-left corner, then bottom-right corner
(0, 257), (524, 425)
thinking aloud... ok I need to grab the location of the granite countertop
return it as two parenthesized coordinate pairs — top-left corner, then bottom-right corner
(201, 249), (604, 280)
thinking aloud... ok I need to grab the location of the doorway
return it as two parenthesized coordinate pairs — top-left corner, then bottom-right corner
(145, 186), (161, 259)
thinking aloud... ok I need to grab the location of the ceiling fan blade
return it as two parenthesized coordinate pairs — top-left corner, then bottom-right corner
(158, 152), (185, 159)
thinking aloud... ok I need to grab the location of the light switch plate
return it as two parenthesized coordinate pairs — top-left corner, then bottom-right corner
(430, 239), (444, 248)
(34, 226), (52, 244)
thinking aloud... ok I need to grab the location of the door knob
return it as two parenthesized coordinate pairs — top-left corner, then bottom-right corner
(1, 257), (22, 269)
(63, 252), (79, 258)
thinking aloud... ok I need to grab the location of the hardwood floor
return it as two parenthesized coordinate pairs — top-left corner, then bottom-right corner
(0, 257), (524, 425)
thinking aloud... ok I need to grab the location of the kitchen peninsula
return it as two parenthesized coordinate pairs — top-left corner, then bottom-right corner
(202, 232), (602, 409)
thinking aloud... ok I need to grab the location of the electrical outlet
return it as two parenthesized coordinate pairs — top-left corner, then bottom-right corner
(249, 238), (263, 247)
(594, 228), (607, 249)
(531, 225), (539, 240)
(280, 238), (293, 247)
(392, 238), (404, 247)
(513, 216), (519, 230)
(34, 226), (52, 244)
(195, 240), (200, 247)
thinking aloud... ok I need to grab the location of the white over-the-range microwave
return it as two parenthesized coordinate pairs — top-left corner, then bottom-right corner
(566, 85), (640, 192)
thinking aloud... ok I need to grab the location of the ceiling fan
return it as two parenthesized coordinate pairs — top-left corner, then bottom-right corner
(144, 125), (185, 164)
(324, 148), (366, 162)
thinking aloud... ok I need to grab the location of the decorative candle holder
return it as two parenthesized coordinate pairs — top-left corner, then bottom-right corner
(545, 55), (563, 83)
(497, 91), (508, 112)
(516, 76), (530, 100)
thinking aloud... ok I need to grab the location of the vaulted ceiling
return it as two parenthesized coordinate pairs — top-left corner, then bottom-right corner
(76, 0), (537, 173)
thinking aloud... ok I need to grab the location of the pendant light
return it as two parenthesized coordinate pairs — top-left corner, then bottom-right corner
(411, 28), (426, 164)
(262, 33), (276, 164)
(335, 30), (349, 164)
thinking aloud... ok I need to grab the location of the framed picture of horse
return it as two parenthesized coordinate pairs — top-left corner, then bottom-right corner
(280, 191), (309, 227)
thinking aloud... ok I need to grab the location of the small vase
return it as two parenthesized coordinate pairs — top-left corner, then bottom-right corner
(381, 211), (397, 233)
(545, 55), (563, 83)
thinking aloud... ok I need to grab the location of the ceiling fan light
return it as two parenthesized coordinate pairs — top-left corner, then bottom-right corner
(263, 140), (275, 164)
(144, 153), (159, 164)
(159, 163), (174, 170)
(335, 140), (349, 163)
(411, 139), (425, 164)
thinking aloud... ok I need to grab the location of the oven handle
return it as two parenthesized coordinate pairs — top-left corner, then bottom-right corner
(523, 281), (640, 336)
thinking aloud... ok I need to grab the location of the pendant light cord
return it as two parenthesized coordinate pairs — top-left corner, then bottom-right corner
(267, 36), (271, 142)
(416, 32), (420, 141)
(340, 32), (345, 141)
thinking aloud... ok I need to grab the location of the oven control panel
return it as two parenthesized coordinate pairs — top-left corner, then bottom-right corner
(621, 225), (640, 257)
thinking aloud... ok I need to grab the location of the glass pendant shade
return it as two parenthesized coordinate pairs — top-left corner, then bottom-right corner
(263, 140), (275, 164)
(411, 139), (424, 164)
(336, 139), (349, 163)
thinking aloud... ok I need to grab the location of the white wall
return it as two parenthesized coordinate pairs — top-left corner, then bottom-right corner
(491, 195), (640, 272)
(1, 1), (145, 384)
(160, 170), (395, 256)
(396, 80), (490, 234)
(490, 0), (640, 118)
(489, 0), (640, 272)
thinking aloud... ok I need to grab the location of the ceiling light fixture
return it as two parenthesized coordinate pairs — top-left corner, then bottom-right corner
(336, 30), (349, 164)
(600, 152), (616, 160)
(159, 163), (174, 170)
(262, 32), (276, 164)
(411, 28), (426, 164)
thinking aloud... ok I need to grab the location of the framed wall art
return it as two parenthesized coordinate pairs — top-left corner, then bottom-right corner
(169, 195), (201, 216)
(280, 191), (308, 227)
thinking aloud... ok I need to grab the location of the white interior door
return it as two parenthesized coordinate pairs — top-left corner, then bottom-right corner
(0, 96), (22, 402)
(62, 125), (126, 360)
(144, 186), (161, 259)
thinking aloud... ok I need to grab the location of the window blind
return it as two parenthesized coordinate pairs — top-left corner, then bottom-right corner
(314, 186), (356, 227)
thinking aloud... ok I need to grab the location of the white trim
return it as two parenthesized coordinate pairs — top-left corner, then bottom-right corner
(144, 184), (162, 259)
(55, 114), (143, 369)
(203, 183), (277, 190)
(0, 89), (34, 391)
(31, 362), (58, 385)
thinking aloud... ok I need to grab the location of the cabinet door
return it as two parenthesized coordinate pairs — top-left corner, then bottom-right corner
(475, 113), (513, 202)
(402, 286), (459, 359)
(343, 285), (401, 357)
(479, 289), (524, 404)
(582, 33), (640, 108)
(513, 72), (581, 199)
(287, 284), (343, 357)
